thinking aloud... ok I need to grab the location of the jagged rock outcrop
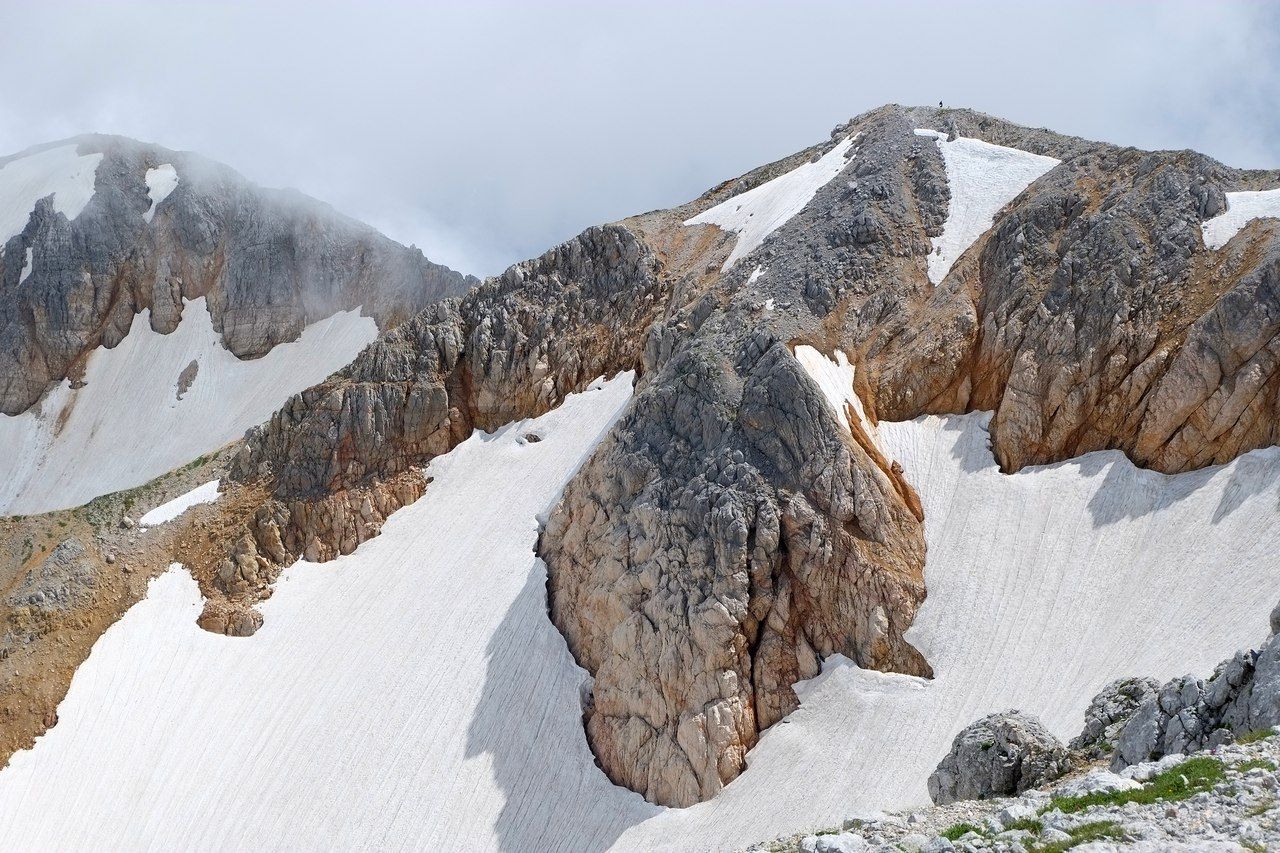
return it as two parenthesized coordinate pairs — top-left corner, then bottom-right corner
(540, 333), (929, 806)
(227, 224), (667, 566)
(1111, 612), (1280, 770)
(209, 103), (1280, 807)
(1070, 677), (1162, 759)
(0, 134), (475, 417)
(928, 711), (1073, 804)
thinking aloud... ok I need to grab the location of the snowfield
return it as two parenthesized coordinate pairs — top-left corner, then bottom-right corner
(915, 129), (1059, 283)
(685, 137), (855, 270)
(0, 366), (1276, 851)
(0, 143), (102, 244)
(143, 163), (179, 223)
(1201, 187), (1280, 249)
(138, 480), (221, 527)
(0, 298), (376, 515)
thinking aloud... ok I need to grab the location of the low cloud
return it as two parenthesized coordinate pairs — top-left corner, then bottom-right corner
(1, 1), (1276, 277)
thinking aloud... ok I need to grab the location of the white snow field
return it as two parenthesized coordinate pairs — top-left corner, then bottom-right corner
(0, 359), (1277, 851)
(0, 143), (102, 244)
(685, 136), (855, 270)
(0, 298), (376, 515)
(915, 129), (1059, 284)
(138, 480), (221, 528)
(143, 163), (179, 223)
(1201, 188), (1280, 249)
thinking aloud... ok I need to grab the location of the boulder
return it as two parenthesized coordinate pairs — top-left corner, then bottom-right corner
(1053, 769), (1141, 798)
(928, 710), (1072, 804)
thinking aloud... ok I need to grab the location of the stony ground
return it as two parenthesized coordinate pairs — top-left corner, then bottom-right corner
(749, 731), (1280, 852)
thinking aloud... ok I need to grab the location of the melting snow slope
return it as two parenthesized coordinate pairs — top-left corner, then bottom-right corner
(618, 414), (1280, 850)
(1, 386), (1276, 851)
(1201, 188), (1280, 249)
(0, 298), (376, 514)
(0, 144), (102, 244)
(0, 374), (653, 852)
(915, 129), (1059, 283)
(685, 137), (855, 270)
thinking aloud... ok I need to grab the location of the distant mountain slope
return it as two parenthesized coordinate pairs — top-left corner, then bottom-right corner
(0, 104), (1279, 851)
(0, 135), (475, 512)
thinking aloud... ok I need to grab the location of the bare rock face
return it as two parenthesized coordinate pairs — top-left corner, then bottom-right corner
(0, 134), (475, 417)
(928, 711), (1072, 804)
(228, 224), (667, 567)
(541, 334), (929, 806)
(1112, 612), (1280, 770)
(212, 103), (1280, 808)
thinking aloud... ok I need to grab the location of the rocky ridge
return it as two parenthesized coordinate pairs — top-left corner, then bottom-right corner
(39, 104), (1280, 808)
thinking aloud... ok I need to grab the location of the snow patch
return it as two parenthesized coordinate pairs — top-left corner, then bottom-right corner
(0, 298), (377, 514)
(685, 137), (855, 270)
(1201, 188), (1280, 249)
(793, 344), (888, 457)
(143, 164), (178, 223)
(915, 129), (1059, 283)
(0, 144), (103, 245)
(747, 266), (765, 285)
(18, 247), (32, 283)
(138, 480), (220, 527)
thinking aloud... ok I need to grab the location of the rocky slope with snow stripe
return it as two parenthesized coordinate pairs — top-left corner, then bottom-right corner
(0, 134), (475, 419)
(183, 103), (1280, 809)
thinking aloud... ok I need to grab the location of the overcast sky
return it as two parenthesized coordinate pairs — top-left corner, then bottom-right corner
(2, 1), (1278, 276)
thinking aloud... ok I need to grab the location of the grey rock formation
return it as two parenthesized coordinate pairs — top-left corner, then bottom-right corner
(1112, 617), (1280, 769)
(928, 711), (1072, 804)
(1070, 677), (1162, 759)
(0, 134), (475, 416)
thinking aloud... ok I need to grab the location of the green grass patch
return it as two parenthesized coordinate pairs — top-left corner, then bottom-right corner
(1004, 817), (1043, 834)
(940, 822), (982, 840)
(1046, 756), (1225, 814)
(1236, 758), (1277, 773)
(1237, 729), (1276, 745)
(1028, 820), (1127, 852)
